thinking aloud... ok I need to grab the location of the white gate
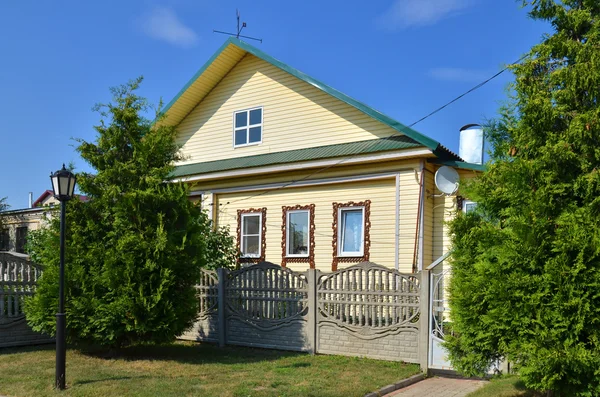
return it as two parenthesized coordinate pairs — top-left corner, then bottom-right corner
(428, 253), (453, 370)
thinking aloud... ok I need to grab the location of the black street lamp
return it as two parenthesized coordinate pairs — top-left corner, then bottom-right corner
(50, 164), (76, 390)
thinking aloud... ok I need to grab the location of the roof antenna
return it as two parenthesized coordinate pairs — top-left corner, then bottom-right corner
(213, 9), (263, 43)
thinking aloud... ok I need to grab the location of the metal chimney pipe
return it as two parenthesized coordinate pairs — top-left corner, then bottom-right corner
(459, 124), (484, 164)
(29, 192), (33, 208)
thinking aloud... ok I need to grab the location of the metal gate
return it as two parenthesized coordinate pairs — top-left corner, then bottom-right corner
(428, 253), (453, 370)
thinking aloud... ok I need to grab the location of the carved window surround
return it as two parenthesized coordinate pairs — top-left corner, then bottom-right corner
(236, 207), (267, 266)
(331, 200), (371, 271)
(281, 204), (316, 269)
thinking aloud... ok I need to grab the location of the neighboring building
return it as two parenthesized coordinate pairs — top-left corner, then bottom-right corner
(159, 38), (484, 272)
(0, 190), (86, 255)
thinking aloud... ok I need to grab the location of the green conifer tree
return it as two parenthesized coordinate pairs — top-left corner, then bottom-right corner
(446, 1), (600, 394)
(25, 78), (236, 347)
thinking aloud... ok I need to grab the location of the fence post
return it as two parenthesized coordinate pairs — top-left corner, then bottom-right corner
(307, 269), (317, 354)
(418, 269), (430, 374)
(217, 267), (226, 348)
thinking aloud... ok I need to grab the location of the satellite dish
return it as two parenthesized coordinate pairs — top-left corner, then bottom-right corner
(435, 166), (460, 195)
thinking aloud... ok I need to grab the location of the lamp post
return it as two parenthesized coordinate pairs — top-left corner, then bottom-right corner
(50, 164), (76, 390)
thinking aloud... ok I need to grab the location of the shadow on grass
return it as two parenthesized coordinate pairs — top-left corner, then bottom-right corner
(74, 375), (151, 385)
(514, 380), (544, 397)
(78, 341), (304, 366)
(1, 341), (309, 366)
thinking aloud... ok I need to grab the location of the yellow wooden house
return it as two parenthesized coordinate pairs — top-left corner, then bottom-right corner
(159, 38), (483, 273)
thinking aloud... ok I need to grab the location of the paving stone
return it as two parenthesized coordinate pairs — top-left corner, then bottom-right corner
(384, 377), (487, 397)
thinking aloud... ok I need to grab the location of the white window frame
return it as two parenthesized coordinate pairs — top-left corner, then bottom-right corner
(285, 209), (310, 258)
(240, 212), (262, 258)
(337, 206), (365, 257)
(233, 107), (263, 148)
(462, 200), (477, 214)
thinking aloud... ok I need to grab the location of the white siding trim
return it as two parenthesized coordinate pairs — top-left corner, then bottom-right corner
(395, 173), (400, 270)
(191, 170), (415, 196)
(418, 160), (425, 271)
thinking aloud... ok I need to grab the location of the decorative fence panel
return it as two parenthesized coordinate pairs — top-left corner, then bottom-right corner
(180, 269), (219, 343)
(0, 252), (53, 348)
(182, 261), (430, 368)
(316, 262), (421, 363)
(225, 263), (309, 350)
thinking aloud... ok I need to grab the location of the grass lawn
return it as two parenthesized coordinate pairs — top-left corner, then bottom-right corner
(0, 341), (419, 397)
(466, 376), (541, 397)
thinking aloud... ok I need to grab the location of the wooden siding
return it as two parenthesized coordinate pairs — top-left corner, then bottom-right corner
(431, 167), (480, 263)
(215, 173), (421, 273)
(176, 54), (399, 165)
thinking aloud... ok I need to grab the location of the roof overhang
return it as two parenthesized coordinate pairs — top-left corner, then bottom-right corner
(428, 159), (486, 172)
(173, 147), (434, 184)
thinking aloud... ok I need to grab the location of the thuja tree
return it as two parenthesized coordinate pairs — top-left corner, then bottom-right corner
(25, 78), (236, 347)
(445, 1), (600, 395)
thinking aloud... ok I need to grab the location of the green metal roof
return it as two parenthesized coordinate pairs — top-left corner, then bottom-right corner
(160, 37), (462, 162)
(171, 135), (423, 178)
(429, 159), (486, 172)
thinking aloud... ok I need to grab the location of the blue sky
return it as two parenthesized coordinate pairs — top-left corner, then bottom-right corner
(0, 0), (548, 209)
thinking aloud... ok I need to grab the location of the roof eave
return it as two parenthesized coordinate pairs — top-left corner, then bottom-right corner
(428, 159), (486, 172)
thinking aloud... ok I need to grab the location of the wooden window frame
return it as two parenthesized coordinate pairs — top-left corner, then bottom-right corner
(281, 204), (315, 268)
(331, 200), (371, 271)
(237, 208), (267, 265)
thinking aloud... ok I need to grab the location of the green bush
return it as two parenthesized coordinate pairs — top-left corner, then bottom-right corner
(25, 78), (236, 347)
(446, 2), (600, 395)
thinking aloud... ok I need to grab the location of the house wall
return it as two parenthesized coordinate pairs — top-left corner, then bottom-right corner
(175, 54), (399, 166)
(214, 168), (422, 273)
(432, 167), (479, 263)
(0, 210), (48, 253)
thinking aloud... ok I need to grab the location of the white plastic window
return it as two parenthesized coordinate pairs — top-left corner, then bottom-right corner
(338, 207), (364, 256)
(286, 210), (309, 257)
(241, 213), (262, 257)
(234, 107), (263, 147)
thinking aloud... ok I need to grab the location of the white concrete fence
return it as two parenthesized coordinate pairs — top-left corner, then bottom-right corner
(0, 252), (53, 347)
(181, 261), (432, 370)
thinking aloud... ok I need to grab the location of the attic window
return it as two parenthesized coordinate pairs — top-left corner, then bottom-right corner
(234, 107), (262, 147)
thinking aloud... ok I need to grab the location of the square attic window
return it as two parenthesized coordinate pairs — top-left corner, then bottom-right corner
(234, 107), (262, 147)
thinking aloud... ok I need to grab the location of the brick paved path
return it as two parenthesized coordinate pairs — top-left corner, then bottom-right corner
(385, 377), (487, 397)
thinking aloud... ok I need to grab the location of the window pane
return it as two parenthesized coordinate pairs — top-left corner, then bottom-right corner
(341, 209), (363, 254)
(288, 212), (309, 255)
(235, 111), (247, 127)
(249, 127), (261, 143)
(249, 108), (262, 125)
(465, 202), (477, 213)
(0, 229), (8, 251)
(243, 215), (260, 235)
(243, 236), (260, 256)
(16, 227), (28, 254)
(234, 129), (247, 146)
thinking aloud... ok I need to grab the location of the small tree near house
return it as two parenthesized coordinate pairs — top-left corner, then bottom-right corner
(446, 1), (600, 395)
(25, 77), (236, 348)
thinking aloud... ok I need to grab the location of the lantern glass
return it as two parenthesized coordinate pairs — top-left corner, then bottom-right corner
(59, 176), (70, 197)
(68, 176), (76, 197)
(52, 176), (60, 197)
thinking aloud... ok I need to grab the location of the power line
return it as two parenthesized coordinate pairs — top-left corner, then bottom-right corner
(220, 54), (528, 208)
